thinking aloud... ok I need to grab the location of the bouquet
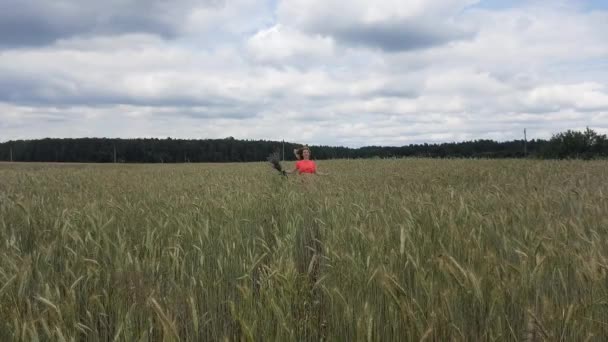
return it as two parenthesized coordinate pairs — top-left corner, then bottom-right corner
(267, 151), (287, 176)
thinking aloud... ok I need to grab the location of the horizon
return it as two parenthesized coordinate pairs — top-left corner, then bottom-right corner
(1, 0), (607, 147)
(0, 129), (565, 149)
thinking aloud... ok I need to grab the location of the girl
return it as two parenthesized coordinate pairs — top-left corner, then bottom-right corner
(286, 146), (328, 175)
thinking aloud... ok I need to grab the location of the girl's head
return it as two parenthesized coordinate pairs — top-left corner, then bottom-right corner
(301, 147), (311, 160)
(295, 146), (312, 160)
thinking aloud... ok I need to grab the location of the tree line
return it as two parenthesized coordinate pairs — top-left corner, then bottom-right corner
(1, 128), (606, 163)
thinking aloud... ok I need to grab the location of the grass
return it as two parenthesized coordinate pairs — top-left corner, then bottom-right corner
(1, 159), (607, 341)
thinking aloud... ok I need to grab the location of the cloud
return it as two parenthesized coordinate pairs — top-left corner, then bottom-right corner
(0, 37), (258, 109)
(1, 0), (608, 146)
(277, 0), (478, 51)
(525, 83), (608, 112)
(247, 24), (335, 63)
(0, 0), (222, 47)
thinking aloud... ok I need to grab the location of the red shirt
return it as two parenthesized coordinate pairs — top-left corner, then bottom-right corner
(296, 160), (316, 174)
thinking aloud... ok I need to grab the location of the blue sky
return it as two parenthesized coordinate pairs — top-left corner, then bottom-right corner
(0, 0), (607, 147)
(470, 0), (527, 10)
(586, 0), (608, 10)
(474, 0), (608, 11)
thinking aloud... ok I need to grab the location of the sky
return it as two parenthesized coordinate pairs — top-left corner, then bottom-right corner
(0, 0), (607, 147)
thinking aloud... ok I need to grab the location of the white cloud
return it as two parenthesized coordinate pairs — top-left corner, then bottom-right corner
(247, 24), (334, 63)
(525, 83), (608, 112)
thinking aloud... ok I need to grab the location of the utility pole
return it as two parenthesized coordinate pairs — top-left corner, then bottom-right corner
(10, 146), (13, 162)
(282, 139), (285, 161)
(523, 128), (527, 157)
(113, 144), (117, 163)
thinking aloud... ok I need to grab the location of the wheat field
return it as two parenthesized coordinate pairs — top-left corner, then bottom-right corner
(1, 159), (607, 341)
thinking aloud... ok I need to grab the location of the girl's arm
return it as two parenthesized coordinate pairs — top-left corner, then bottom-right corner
(286, 161), (299, 174)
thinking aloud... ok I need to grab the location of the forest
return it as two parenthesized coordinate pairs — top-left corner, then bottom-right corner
(1, 128), (606, 162)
